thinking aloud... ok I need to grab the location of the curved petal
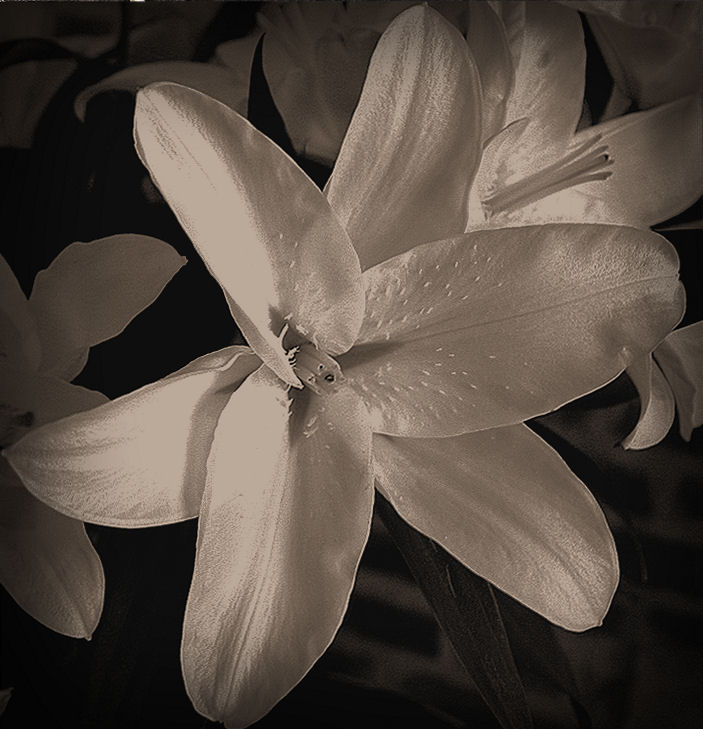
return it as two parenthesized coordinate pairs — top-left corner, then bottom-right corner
(504, 2), (586, 152)
(5, 347), (259, 528)
(501, 96), (703, 228)
(464, 1), (514, 140)
(654, 321), (703, 440)
(341, 225), (684, 437)
(0, 256), (40, 370)
(373, 424), (619, 631)
(182, 367), (373, 728)
(325, 5), (482, 270)
(0, 462), (104, 638)
(74, 61), (250, 121)
(134, 83), (364, 385)
(621, 354), (675, 449)
(28, 236), (186, 381)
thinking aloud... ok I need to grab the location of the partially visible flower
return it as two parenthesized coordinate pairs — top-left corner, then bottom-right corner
(0, 235), (184, 637)
(0, 1), (221, 148)
(458, 2), (703, 449)
(6, 8), (685, 726)
(623, 321), (703, 448)
(565, 0), (703, 112)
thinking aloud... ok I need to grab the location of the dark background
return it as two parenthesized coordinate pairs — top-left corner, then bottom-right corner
(1, 3), (701, 728)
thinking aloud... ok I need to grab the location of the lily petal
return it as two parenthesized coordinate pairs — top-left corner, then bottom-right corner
(622, 354), (675, 449)
(502, 96), (703, 228)
(373, 424), (618, 631)
(0, 256), (41, 370)
(134, 83), (364, 384)
(342, 225), (683, 437)
(0, 462), (104, 638)
(504, 2), (586, 154)
(325, 5), (482, 270)
(28, 236), (186, 381)
(0, 362), (108, 430)
(75, 61), (251, 121)
(654, 322), (703, 440)
(464, 1), (514, 140)
(182, 367), (373, 728)
(5, 347), (259, 528)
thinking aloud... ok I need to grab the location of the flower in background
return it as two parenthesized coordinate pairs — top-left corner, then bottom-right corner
(0, 1), (220, 148)
(459, 2), (703, 448)
(624, 321), (703, 448)
(565, 0), (702, 113)
(6, 8), (685, 726)
(0, 235), (184, 637)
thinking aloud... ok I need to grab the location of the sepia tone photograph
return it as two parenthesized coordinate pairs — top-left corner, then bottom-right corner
(0, 1), (701, 727)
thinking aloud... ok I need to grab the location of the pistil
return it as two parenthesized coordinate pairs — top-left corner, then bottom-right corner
(482, 135), (614, 217)
(291, 343), (344, 395)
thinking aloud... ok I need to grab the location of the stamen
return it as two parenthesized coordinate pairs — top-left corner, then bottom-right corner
(292, 343), (344, 396)
(483, 136), (614, 217)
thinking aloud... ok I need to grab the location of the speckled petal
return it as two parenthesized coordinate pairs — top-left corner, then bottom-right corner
(341, 224), (683, 437)
(134, 83), (364, 385)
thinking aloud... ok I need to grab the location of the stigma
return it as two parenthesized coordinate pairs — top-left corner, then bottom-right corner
(482, 135), (614, 217)
(291, 342), (344, 395)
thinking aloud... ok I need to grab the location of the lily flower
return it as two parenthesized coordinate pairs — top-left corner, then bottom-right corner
(460, 2), (703, 449)
(0, 235), (184, 637)
(6, 8), (685, 726)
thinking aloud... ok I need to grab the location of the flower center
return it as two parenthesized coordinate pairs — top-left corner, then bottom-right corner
(482, 135), (613, 217)
(291, 342), (344, 395)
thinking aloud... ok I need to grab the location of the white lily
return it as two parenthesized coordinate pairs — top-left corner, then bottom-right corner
(462, 2), (703, 449)
(0, 235), (184, 637)
(5, 8), (685, 726)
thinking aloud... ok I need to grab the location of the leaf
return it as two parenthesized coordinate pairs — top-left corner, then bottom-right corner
(376, 493), (533, 729)
(495, 592), (592, 729)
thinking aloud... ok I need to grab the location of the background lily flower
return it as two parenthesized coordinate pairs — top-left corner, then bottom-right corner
(0, 235), (184, 637)
(6, 11), (687, 718)
(565, 0), (703, 112)
(458, 2), (703, 450)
